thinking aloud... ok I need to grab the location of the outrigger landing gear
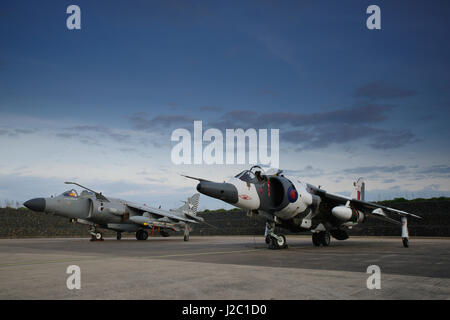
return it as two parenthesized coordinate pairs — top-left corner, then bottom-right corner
(265, 221), (288, 249)
(401, 216), (409, 248)
(136, 230), (148, 240)
(312, 231), (330, 247)
(402, 238), (409, 248)
(89, 225), (103, 241)
(184, 225), (190, 241)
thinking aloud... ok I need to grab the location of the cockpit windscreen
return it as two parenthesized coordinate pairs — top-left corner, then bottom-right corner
(62, 189), (78, 198)
(235, 170), (257, 183)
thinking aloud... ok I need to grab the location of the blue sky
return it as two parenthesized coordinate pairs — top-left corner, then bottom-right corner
(0, 0), (449, 209)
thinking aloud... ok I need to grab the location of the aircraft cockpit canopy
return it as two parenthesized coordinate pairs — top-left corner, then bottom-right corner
(235, 170), (258, 183)
(80, 190), (94, 197)
(62, 189), (78, 198)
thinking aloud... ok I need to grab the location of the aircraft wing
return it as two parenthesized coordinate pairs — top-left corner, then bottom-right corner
(126, 202), (199, 224)
(311, 187), (422, 224)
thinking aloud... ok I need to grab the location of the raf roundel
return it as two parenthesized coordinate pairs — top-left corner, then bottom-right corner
(287, 186), (298, 203)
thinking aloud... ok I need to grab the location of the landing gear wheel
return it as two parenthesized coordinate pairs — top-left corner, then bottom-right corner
(265, 235), (271, 244)
(89, 225), (103, 241)
(312, 233), (321, 246)
(268, 237), (279, 250)
(160, 231), (170, 237)
(94, 232), (103, 241)
(136, 230), (148, 240)
(184, 234), (189, 241)
(268, 235), (287, 249)
(277, 235), (287, 249)
(319, 231), (331, 246)
(116, 233), (122, 240)
(402, 238), (409, 248)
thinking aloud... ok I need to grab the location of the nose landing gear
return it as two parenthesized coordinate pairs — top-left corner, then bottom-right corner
(89, 225), (103, 241)
(265, 221), (288, 249)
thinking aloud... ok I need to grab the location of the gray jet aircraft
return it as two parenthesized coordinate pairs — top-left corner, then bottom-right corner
(185, 166), (422, 249)
(23, 182), (203, 241)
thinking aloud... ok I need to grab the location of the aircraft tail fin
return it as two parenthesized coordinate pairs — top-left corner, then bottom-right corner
(351, 177), (365, 201)
(177, 193), (200, 215)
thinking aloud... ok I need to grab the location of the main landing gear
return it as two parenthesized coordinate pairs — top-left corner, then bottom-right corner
(265, 221), (288, 249)
(116, 232), (122, 240)
(89, 225), (103, 241)
(136, 230), (148, 240)
(312, 231), (330, 247)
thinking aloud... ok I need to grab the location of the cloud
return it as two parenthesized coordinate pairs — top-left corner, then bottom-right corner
(282, 124), (384, 150)
(130, 112), (194, 131)
(55, 133), (74, 139)
(199, 106), (222, 112)
(418, 165), (450, 178)
(343, 165), (407, 175)
(212, 104), (393, 129)
(140, 104), (416, 151)
(354, 81), (416, 100)
(68, 125), (131, 143)
(370, 131), (418, 150)
(0, 128), (37, 137)
(284, 165), (324, 178)
(360, 185), (450, 201)
(53, 125), (137, 147)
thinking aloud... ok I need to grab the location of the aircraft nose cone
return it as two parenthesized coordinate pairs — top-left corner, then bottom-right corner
(23, 198), (46, 212)
(197, 181), (238, 204)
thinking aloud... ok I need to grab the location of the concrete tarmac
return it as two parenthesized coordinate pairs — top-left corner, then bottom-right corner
(0, 236), (449, 299)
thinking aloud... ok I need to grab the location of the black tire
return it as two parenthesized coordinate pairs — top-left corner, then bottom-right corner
(265, 235), (271, 244)
(319, 231), (331, 246)
(312, 233), (321, 246)
(268, 235), (286, 249)
(402, 238), (409, 248)
(160, 231), (170, 237)
(117, 233), (122, 240)
(268, 237), (279, 249)
(278, 235), (287, 249)
(136, 230), (142, 240)
(141, 231), (148, 240)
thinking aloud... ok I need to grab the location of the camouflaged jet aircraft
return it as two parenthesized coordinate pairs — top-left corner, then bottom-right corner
(23, 182), (202, 241)
(184, 166), (422, 249)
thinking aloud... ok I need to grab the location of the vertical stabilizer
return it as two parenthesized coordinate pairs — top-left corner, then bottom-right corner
(177, 193), (200, 215)
(351, 177), (365, 201)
